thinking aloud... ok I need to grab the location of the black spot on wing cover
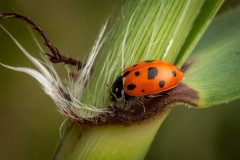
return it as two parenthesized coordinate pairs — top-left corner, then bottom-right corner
(123, 71), (131, 77)
(148, 67), (158, 79)
(127, 84), (136, 90)
(172, 70), (177, 77)
(135, 71), (140, 76)
(159, 80), (165, 88)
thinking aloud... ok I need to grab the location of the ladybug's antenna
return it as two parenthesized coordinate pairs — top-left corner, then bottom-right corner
(0, 12), (84, 69)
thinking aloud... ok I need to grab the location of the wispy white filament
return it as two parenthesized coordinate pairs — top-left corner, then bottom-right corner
(0, 22), (109, 120)
(0, 25), (53, 81)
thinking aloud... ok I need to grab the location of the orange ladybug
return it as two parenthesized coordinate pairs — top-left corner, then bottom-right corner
(110, 60), (183, 107)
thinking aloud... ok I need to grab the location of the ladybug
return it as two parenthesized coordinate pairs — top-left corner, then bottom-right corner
(110, 60), (183, 108)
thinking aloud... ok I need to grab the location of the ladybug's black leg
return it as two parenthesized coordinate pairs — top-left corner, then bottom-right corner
(132, 98), (145, 113)
(123, 93), (131, 109)
(124, 93), (145, 113)
(0, 12), (84, 70)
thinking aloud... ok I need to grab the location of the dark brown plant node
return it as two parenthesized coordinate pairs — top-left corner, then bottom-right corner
(0, 12), (84, 70)
(72, 83), (199, 125)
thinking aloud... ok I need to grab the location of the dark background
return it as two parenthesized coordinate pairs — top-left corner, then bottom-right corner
(0, 1), (239, 159)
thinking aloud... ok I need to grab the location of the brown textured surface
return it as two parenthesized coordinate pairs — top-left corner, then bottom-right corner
(76, 83), (199, 125)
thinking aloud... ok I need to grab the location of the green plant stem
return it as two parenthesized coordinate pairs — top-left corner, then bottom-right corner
(54, 109), (171, 160)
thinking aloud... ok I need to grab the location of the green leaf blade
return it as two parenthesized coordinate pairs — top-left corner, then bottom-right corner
(176, 0), (225, 67)
(184, 8), (240, 108)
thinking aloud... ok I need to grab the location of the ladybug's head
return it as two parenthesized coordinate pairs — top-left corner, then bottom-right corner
(110, 75), (124, 105)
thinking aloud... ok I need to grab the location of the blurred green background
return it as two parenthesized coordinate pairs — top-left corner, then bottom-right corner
(0, 1), (239, 160)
